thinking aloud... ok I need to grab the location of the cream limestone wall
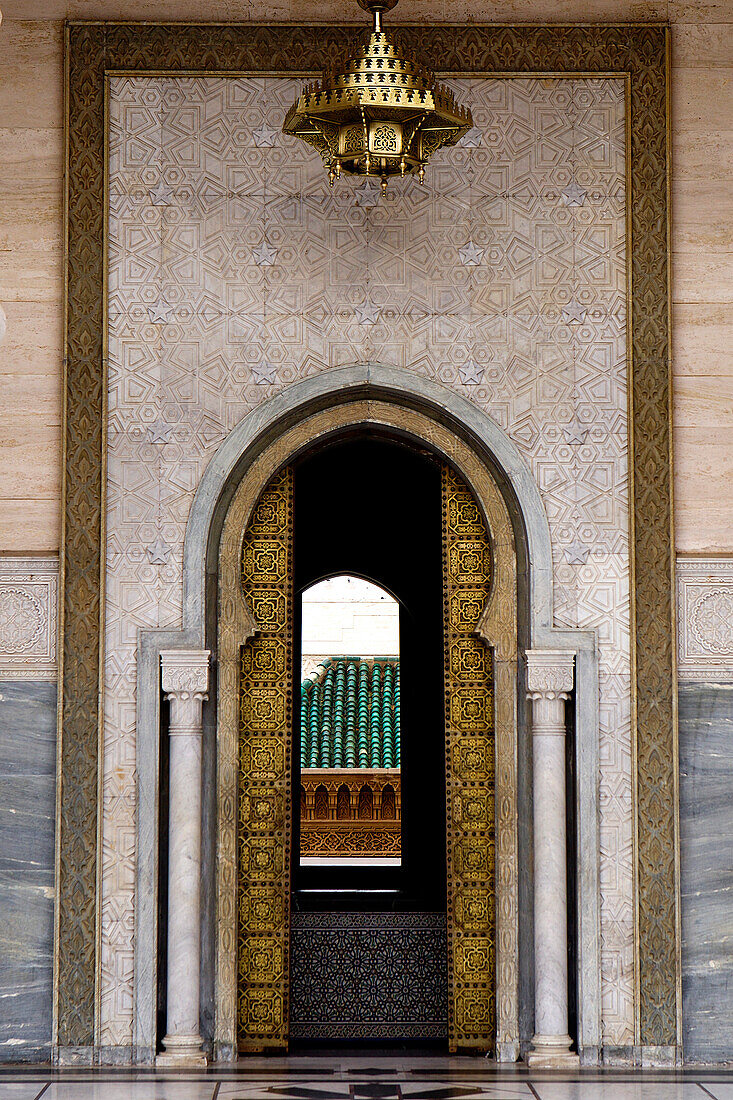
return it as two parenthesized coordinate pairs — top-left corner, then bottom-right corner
(670, 12), (733, 552)
(301, 577), (401, 666)
(0, 17), (63, 551)
(0, 1), (731, 554)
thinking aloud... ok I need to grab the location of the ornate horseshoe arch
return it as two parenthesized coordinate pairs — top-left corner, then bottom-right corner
(215, 399), (518, 1055)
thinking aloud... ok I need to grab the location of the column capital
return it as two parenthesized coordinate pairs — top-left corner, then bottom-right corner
(160, 649), (210, 700)
(525, 649), (575, 696)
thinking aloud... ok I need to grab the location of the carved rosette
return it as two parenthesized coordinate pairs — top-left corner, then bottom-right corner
(0, 558), (58, 680)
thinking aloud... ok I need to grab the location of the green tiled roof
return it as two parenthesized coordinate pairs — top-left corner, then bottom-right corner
(300, 657), (400, 769)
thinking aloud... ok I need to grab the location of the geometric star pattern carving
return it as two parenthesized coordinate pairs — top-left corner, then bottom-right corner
(147, 420), (174, 444)
(253, 124), (278, 148)
(354, 181), (381, 208)
(103, 73), (632, 1049)
(561, 301), (588, 325)
(460, 126), (484, 148)
(562, 181), (587, 206)
(458, 361), (484, 385)
(252, 361), (279, 385)
(148, 180), (174, 205)
(252, 240), (278, 266)
(355, 301), (381, 325)
(147, 297), (173, 323)
(458, 240), (485, 266)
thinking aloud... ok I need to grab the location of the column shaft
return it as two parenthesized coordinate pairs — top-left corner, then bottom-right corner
(157, 649), (210, 1067)
(525, 650), (578, 1068)
(166, 714), (203, 1036)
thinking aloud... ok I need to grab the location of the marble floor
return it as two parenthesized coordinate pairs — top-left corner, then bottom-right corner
(1, 1058), (733, 1100)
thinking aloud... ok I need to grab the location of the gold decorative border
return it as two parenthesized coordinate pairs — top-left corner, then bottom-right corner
(62, 21), (676, 1050)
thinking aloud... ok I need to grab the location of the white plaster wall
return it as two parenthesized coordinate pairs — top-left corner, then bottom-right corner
(301, 576), (400, 664)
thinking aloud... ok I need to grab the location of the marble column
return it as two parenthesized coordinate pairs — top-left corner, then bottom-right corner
(525, 649), (579, 1067)
(157, 649), (210, 1067)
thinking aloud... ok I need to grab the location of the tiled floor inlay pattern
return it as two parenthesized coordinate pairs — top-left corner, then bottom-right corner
(104, 76), (631, 1049)
(2, 1066), (733, 1100)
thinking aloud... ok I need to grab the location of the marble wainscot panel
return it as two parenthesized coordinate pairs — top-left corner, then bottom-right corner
(677, 556), (733, 1064)
(0, 557), (58, 1060)
(679, 681), (733, 1064)
(0, 558), (58, 1060)
(102, 75), (631, 1051)
(0, 680), (57, 1061)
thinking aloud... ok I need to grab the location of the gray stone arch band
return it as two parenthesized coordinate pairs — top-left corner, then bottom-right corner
(184, 363), (552, 643)
(134, 363), (601, 1063)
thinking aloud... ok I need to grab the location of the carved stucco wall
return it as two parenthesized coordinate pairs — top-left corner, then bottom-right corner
(103, 74), (631, 1049)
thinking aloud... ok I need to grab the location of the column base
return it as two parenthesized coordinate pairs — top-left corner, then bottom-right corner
(157, 1034), (208, 1067)
(496, 1039), (520, 1063)
(526, 1033), (579, 1067)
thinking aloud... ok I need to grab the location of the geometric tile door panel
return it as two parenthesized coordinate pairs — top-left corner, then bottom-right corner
(237, 467), (293, 1051)
(442, 464), (495, 1052)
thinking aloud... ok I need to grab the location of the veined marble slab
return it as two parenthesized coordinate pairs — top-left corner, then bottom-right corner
(679, 681), (733, 1064)
(0, 680), (56, 1062)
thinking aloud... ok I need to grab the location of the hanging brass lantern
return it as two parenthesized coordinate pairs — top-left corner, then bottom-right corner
(282, 0), (473, 192)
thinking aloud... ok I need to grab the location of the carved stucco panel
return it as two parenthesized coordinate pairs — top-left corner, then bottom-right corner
(677, 558), (733, 682)
(100, 73), (632, 1048)
(0, 557), (58, 679)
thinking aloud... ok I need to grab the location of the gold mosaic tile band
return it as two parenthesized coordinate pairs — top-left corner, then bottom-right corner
(62, 21), (675, 1050)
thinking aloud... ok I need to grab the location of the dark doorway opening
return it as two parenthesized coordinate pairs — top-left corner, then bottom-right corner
(290, 433), (448, 1041)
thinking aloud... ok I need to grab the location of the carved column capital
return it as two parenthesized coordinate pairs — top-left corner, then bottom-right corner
(160, 648), (210, 701)
(525, 649), (575, 699)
